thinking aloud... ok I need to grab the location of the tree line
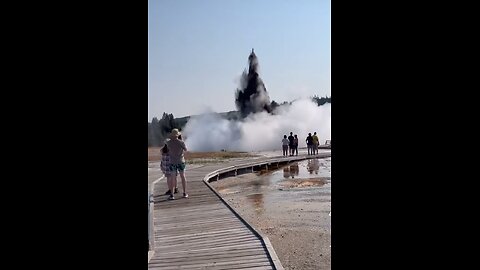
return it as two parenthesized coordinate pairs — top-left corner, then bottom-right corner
(148, 113), (188, 147)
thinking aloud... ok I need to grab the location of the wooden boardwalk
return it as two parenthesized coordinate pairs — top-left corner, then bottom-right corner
(148, 153), (331, 270)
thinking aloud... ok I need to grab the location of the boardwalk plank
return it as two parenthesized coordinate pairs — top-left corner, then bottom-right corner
(150, 248), (267, 261)
(155, 228), (250, 241)
(149, 254), (269, 266)
(148, 257), (271, 270)
(156, 231), (254, 244)
(155, 242), (263, 255)
(156, 234), (259, 247)
(154, 238), (262, 251)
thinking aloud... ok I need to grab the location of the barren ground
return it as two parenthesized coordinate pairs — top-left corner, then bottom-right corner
(148, 147), (257, 164)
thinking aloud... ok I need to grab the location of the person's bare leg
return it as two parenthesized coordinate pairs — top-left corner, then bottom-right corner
(166, 175), (170, 192)
(167, 176), (174, 198)
(174, 173), (178, 193)
(179, 171), (187, 196)
(173, 175), (178, 194)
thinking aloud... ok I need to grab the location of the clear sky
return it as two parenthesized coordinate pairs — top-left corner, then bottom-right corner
(148, 0), (330, 120)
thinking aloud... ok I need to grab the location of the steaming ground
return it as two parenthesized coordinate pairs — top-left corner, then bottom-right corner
(183, 99), (331, 152)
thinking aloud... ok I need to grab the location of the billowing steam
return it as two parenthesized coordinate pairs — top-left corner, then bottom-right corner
(235, 49), (272, 118)
(182, 49), (331, 152)
(183, 99), (331, 152)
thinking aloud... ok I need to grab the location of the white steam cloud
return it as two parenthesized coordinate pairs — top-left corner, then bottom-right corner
(183, 98), (331, 152)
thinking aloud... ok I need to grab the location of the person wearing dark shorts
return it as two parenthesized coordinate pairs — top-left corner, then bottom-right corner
(166, 129), (189, 199)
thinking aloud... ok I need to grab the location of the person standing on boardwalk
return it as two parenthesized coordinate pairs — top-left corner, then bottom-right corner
(293, 134), (299, 156)
(306, 133), (314, 155)
(282, 135), (289, 157)
(160, 144), (178, 199)
(166, 129), (189, 199)
(163, 135), (179, 195)
(288, 132), (295, 156)
(312, 132), (319, 155)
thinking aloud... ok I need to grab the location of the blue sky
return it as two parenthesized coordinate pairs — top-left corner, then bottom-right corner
(148, 0), (330, 119)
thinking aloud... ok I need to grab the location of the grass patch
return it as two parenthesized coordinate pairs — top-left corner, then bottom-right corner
(148, 147), (258, 163)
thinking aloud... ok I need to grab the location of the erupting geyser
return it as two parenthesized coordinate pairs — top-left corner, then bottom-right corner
(183, 49), (331, 152)
(235, 49), (272, 118)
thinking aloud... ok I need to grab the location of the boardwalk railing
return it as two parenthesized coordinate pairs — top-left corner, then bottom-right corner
(203, 154), (330, 182)
(148, 176), (163, 262)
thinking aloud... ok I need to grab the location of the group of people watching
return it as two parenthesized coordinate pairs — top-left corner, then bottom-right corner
(159, 128), (323, 200)
(282, 131), (321, 156)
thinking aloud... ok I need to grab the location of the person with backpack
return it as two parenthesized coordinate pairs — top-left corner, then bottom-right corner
(160, 144), (178, 199)
(293, 134), (299, 156)
(312, 132), (319, 155)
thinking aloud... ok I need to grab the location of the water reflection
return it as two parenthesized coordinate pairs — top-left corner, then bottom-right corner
(251, 178), (265, 191)
(283, 164), (300, 178)
(248, 177), (268, 213)
(213, 158), (331, 216)
(247, 193), (264, 214)
(307, 159), (320, 174)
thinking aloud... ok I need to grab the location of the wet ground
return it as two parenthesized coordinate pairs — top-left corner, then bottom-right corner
(211, 158), (331, 270)
(148, 148), (331, 190)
